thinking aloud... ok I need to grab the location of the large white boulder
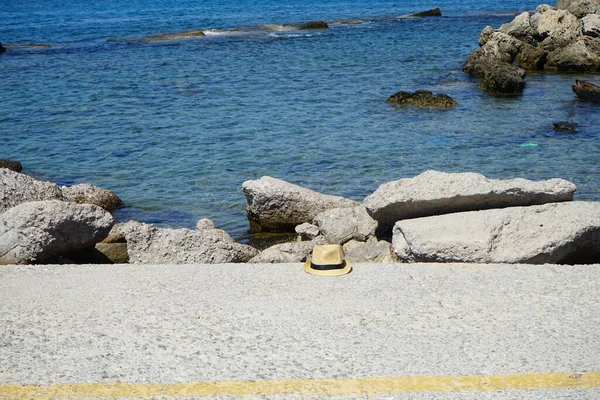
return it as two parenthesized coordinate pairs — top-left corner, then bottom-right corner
(0, 169), (65, 213)
(392, 202), (600, 264)
(112, 220), (258, 264)
(0, 200), (114, 265)
(536, 9), (581, 50)
(364, 170), (576, 229)
(242, 176), (359, 232)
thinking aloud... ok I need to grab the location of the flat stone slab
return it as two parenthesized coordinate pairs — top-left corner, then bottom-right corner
(0, 262), (598, 399)
(364, 170), (576, 228)
(393, 201), (600, 264)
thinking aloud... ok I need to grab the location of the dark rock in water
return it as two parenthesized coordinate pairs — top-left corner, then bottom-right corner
(386, 90), (458, 108)
(299, 21), (329, 30)
(0, 159), (23, 172)
(0, 43), (5, 54)
(553, 121), (578, 132)
(479, 62), (526, 96)
(409, 8), (442, 17)
(572, 79), (600, 102)
(516, 43), (548, 70)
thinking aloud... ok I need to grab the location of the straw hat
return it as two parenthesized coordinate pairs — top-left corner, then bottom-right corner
(303, 244), (352, 276)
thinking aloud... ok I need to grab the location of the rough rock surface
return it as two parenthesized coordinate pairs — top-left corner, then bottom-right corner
(299, 21), (328, 30)
(0, 169), (66, 213)
(248, 237), (324, 263)
(0, 160), (22, 172)
(499, 12), (536, 43)
(546, 38), (600, 71)
(537, 9), (581, 51)
(0, 200), (114, 265)
(112, 220), (258, 264)
(242, 176), (359, 232)
(344, 240), (397, 263)
(94, 242), (129, 264)
(572, 79), (600, 101)
(312, 205), (378, 244)
(295, 222), (320, 240)
(196, 218), (216, 231)
(61, 183), (123, 211)
(392, 201), (600, 264)
(386, 90), (457, 108)
(566, 0), (600, 18)
(363, 170), (576, 228)
(582, 14), (600, 37)
(479, 62), (526, 95)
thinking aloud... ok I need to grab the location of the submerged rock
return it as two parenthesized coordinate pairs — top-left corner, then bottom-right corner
(0, 43), (5, 54)
(299, 21), (329, 30)
(111, 220), (258, 264)
(386, 90), (457, 108)
(0, 169), (66, 213)
(62, 183), (124, 211)
(392, 202), (600, 264)
(408, 8), (442, 17)
(242, 176), (359, 232)
(0, 200), (114, 265)
(0, 159), (22, 172)
(363, 170), (576, 230)
(553, 121), (578, 132)
(572, 79), (600, 102)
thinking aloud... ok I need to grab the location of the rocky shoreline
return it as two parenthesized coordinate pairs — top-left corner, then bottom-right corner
(2, 161), (599, 266)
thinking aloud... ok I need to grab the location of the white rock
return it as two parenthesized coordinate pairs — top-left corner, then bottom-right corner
(313, 205), (378, 244)
(242, 176), (359, 232)
(0, 169), (65, 213)
(61, 183), (123, 211)
(582, 14), (600, 37)
(567, 0), (600, 18)
(112, 220), (258, 264)
(295, 222), (320, 240)
(196, 218), (216, 231)
(345, 240), (397, 263)
(499, 12), (535, 41)
(364, 170), (576, 228)
(392, 202), (600, 264)
(536, 9), (581, 50)
(0, 200), (113, 264)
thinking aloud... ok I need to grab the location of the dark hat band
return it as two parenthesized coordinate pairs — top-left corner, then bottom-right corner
(309, 261), (346, 271)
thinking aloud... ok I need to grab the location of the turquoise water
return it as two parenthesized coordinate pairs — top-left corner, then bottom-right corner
(2, 0), (599, 238)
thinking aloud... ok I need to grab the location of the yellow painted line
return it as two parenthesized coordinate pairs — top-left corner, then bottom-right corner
(1, 372), (599, 399)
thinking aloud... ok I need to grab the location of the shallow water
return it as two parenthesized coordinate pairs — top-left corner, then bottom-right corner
(2, 0), (599, 238)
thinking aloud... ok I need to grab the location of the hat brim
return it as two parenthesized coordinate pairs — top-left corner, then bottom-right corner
(303, 259), (352, 277)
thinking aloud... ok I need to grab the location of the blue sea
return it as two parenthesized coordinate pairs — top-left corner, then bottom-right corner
(2, 0), (599, 239)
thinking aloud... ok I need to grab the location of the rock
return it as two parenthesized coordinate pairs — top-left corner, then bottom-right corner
(344, 240), (397, 263)
(0, 169), (66, 213)
(546, 38), (600, 71)
(295, 222), (320, 240)
(363, 170), (576, 230)
(0, 159), (22, 172)
(556, 0), (577, 9)
(409, 8), (442, 17)
(248, 238), (323, 263)
(242, 176), (359, 232)
(299, 21), (329, 30)
(567, 0), (600, 18)
(392, 201), (600, 264)
(479, 62), (526, 95)
(386, 90), (457, 108)
(553, 121), (578, 132)
(312, 205), (378, 244)
(536, 9), (581, 51)
(61, 183), (123, 211)
(572, 79), (600, 102)
(0, 43), (5, 55)
(516, 43), (548, 69)
(0, 200), (114, 265)
(196, 218), (216, 231)
(582, 14), (600, 37)
(499, 12), (537, 44)
(111, 220), (258, 264)
(244, 231), (299, 251)
(463, 33), (527, 94)
(479, 26), (495, 46)
(94, 242), (129, 263)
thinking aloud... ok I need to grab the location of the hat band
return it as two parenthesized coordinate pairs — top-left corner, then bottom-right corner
(310, 262), (346, 271)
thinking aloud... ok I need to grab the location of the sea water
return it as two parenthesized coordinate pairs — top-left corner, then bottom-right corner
(2, 0), (599, 239)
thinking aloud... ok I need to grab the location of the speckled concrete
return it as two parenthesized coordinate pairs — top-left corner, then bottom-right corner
(0, 263), (598, 399)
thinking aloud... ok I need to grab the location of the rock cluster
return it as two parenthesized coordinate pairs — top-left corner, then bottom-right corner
(243, 170), (599, 264)
(464, 2), (600, 95)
